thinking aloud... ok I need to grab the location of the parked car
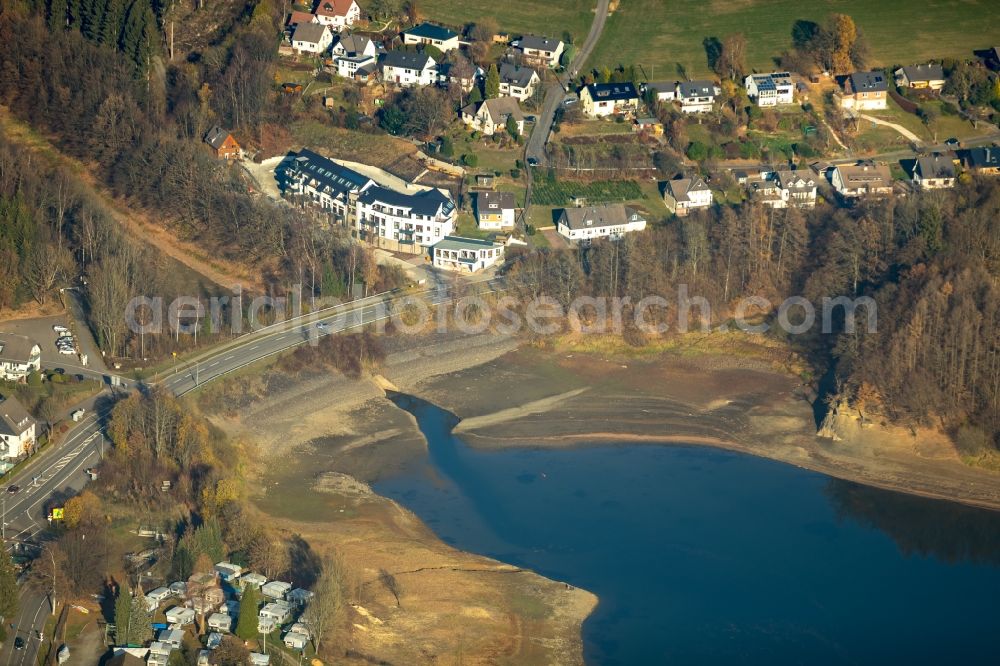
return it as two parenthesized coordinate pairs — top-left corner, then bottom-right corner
(52, 325), (69, 333)
(944, 137), (960, 147)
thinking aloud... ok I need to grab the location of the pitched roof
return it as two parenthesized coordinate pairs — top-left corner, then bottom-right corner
(287, 148), (374, 198)
(359, 186), (456, 217)
(915, 154), (956, 179)
(204, 126), (235, 150)
(404, 22), (457, 41)
(847, 71), (888, 94)
(899, 64), (945, 83)
(463, 97), (524, 123)
(477, 190), (515, 210)
(665, 176), (710, 203)
(314, 0), (354, 18)
(518, 35), (562, 52)
(499, 63), (537, 88)
(293, 22), (329, 44)
(965, 145), (1000, 169)
(835, 162), (892, 188)
(336, 32), (373, 55)
(287, 11), (315, 26)
(559, 204), (644, 230)
(775, 170), (816, 192)
(0, 333), (39, 365)
(380, 50), (434, 70)
(584, 82), (638, 102)
(678, 80), (717, 99)
(0, 396), (34, 438)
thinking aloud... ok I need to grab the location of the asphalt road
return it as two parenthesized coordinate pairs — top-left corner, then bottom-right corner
(522, 0), (611, 226)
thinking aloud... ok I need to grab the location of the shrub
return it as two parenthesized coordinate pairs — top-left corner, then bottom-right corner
(463, 153), (479, 167)
(954, 425), (991, 457)
(686, 141), (708, 161)
(510, 168), (521, 178)
(27, 371), (41, 387)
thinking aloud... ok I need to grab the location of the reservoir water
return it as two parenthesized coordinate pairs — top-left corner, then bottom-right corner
(376, 394), (1000, 664)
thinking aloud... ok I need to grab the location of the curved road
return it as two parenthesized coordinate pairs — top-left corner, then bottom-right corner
(522, 0), (611, 224)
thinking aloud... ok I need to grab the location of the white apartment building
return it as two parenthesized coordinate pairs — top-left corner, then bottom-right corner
(432, 236), (505, 273)
(556, 204), (647, 242)
(0, 396), (35, 461)
(745, 72), (794, 106)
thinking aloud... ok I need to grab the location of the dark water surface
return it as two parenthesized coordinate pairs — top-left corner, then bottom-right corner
(375, 395), (1000, 665)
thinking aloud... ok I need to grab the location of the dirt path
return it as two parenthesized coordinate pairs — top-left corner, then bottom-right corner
(859, 113), (923, 143)
(0, 107), (265, 293)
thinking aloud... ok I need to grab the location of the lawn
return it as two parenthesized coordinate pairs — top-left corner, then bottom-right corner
(531, 178), (643, 205)
(588, 0), (1000, 79)
(414, 0), (594, 45)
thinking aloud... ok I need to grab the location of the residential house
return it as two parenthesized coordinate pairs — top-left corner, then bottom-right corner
(498, 63), (540, 101)
(579, 82), (640, 118)
(380, 51), (437, 87)
(337, 53), (377, 80)
(963, 145), (1000, 175)
(207, 613), (233, 633)
(0, 333), (41, 381)
(312, 0), (360, 28)
(257, 616), (277, 634)
(146, 587), (172, 605)
(748, 177), (784, 208)
(158, 629), (184, 650)
(775, 170), (818, 208)
(645, 81), (677, 102)
(556, 204), (647, 242)
(838, 71), (888, 110)
(402, 22), (460, 52)
(291, 22), (333, 54)
(662, 177), (713, 216)
(831, 161), (893, 198)
(283, 149), (456, 253)
(745, 72), (794, 106)
(332, 32), (376, 58)
(284, 632), (309, 650)
(515, 35), (564, 68)
(476, 191), (516, 230)
(203, 127), (240, 160)
(262, 581), (292, 599)
(286, 11), (316, 28)
(0, 396), (35, 462)
(287, 623), (312, 639)
(108, 651), (146, 666)
(461, 96), (525, 135)
(633, 117), (663, 136)
(168, 582), (187, 597)
(148, 642), (173, 660)
(676, 80), (719, 113)
(437, 62), (484, 92)
(912, 154), (956, 189)
(164, 606), (196, 626)
(893, 64), (946, 91)
(432, 236), (506, 272)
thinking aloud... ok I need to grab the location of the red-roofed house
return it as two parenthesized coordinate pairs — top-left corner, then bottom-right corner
(287, 11), (316, 27)
(313, 0), (360, 28)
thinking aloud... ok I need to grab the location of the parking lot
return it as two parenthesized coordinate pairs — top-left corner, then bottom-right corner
(0, 293), (108, 376)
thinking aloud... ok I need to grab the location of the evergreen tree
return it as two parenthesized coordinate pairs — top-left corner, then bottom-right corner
(114, 587), (151, 646)
(99, 0), (125, 47)
(0, 547), (18, 640)
(468, 84), (483, 104)
(235, 586), (261, 640)
(48, 0), (68, 30)
(485, 64), (500, 99)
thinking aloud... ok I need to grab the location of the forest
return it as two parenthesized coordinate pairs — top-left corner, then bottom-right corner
(505, 180), (1000, 452)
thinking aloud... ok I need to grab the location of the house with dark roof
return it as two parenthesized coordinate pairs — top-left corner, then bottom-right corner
(380, 51), (438, 87)
(313, 0), (360, 28)
(402, 22), (460, 52)
(461, 97), (525, 136)
(662, 176), (713, 216)
(838, 71), (888, 110)
(476, 191), (516, 229)
(557, 204), (647, 242)
(204, 126), (241, 160)
(332, 32), (376, 58)
(912, 153), (956, 189)
(515, 35), (564, 68)
(432, 236), (505, 273)
(579, 82), (639, 117)
(498, 63), (540, 101)
(0, 395), (35, 460)
(291, 22), (333, 54)
(745, 72), (794, 107)
(894, 64), (946, 91)
(676, 80), (720, 113)
(963, 145), (1000, 175)
(0, 333), (41, 381)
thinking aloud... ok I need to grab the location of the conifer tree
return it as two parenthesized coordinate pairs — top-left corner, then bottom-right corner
(236, 586), (261, 640)
(485, 64), (500, 99)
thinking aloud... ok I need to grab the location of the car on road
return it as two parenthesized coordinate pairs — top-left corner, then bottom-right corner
(316, 321), (329, 330)
(14, 636), (25, 650)
(562, 96), (577, 105)
(526, 157), (539, 167)
(7, 485), (19, 494)
(944, 138), (960, 147)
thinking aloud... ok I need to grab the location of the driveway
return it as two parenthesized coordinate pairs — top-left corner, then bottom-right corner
(858, 113), (923, 143)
